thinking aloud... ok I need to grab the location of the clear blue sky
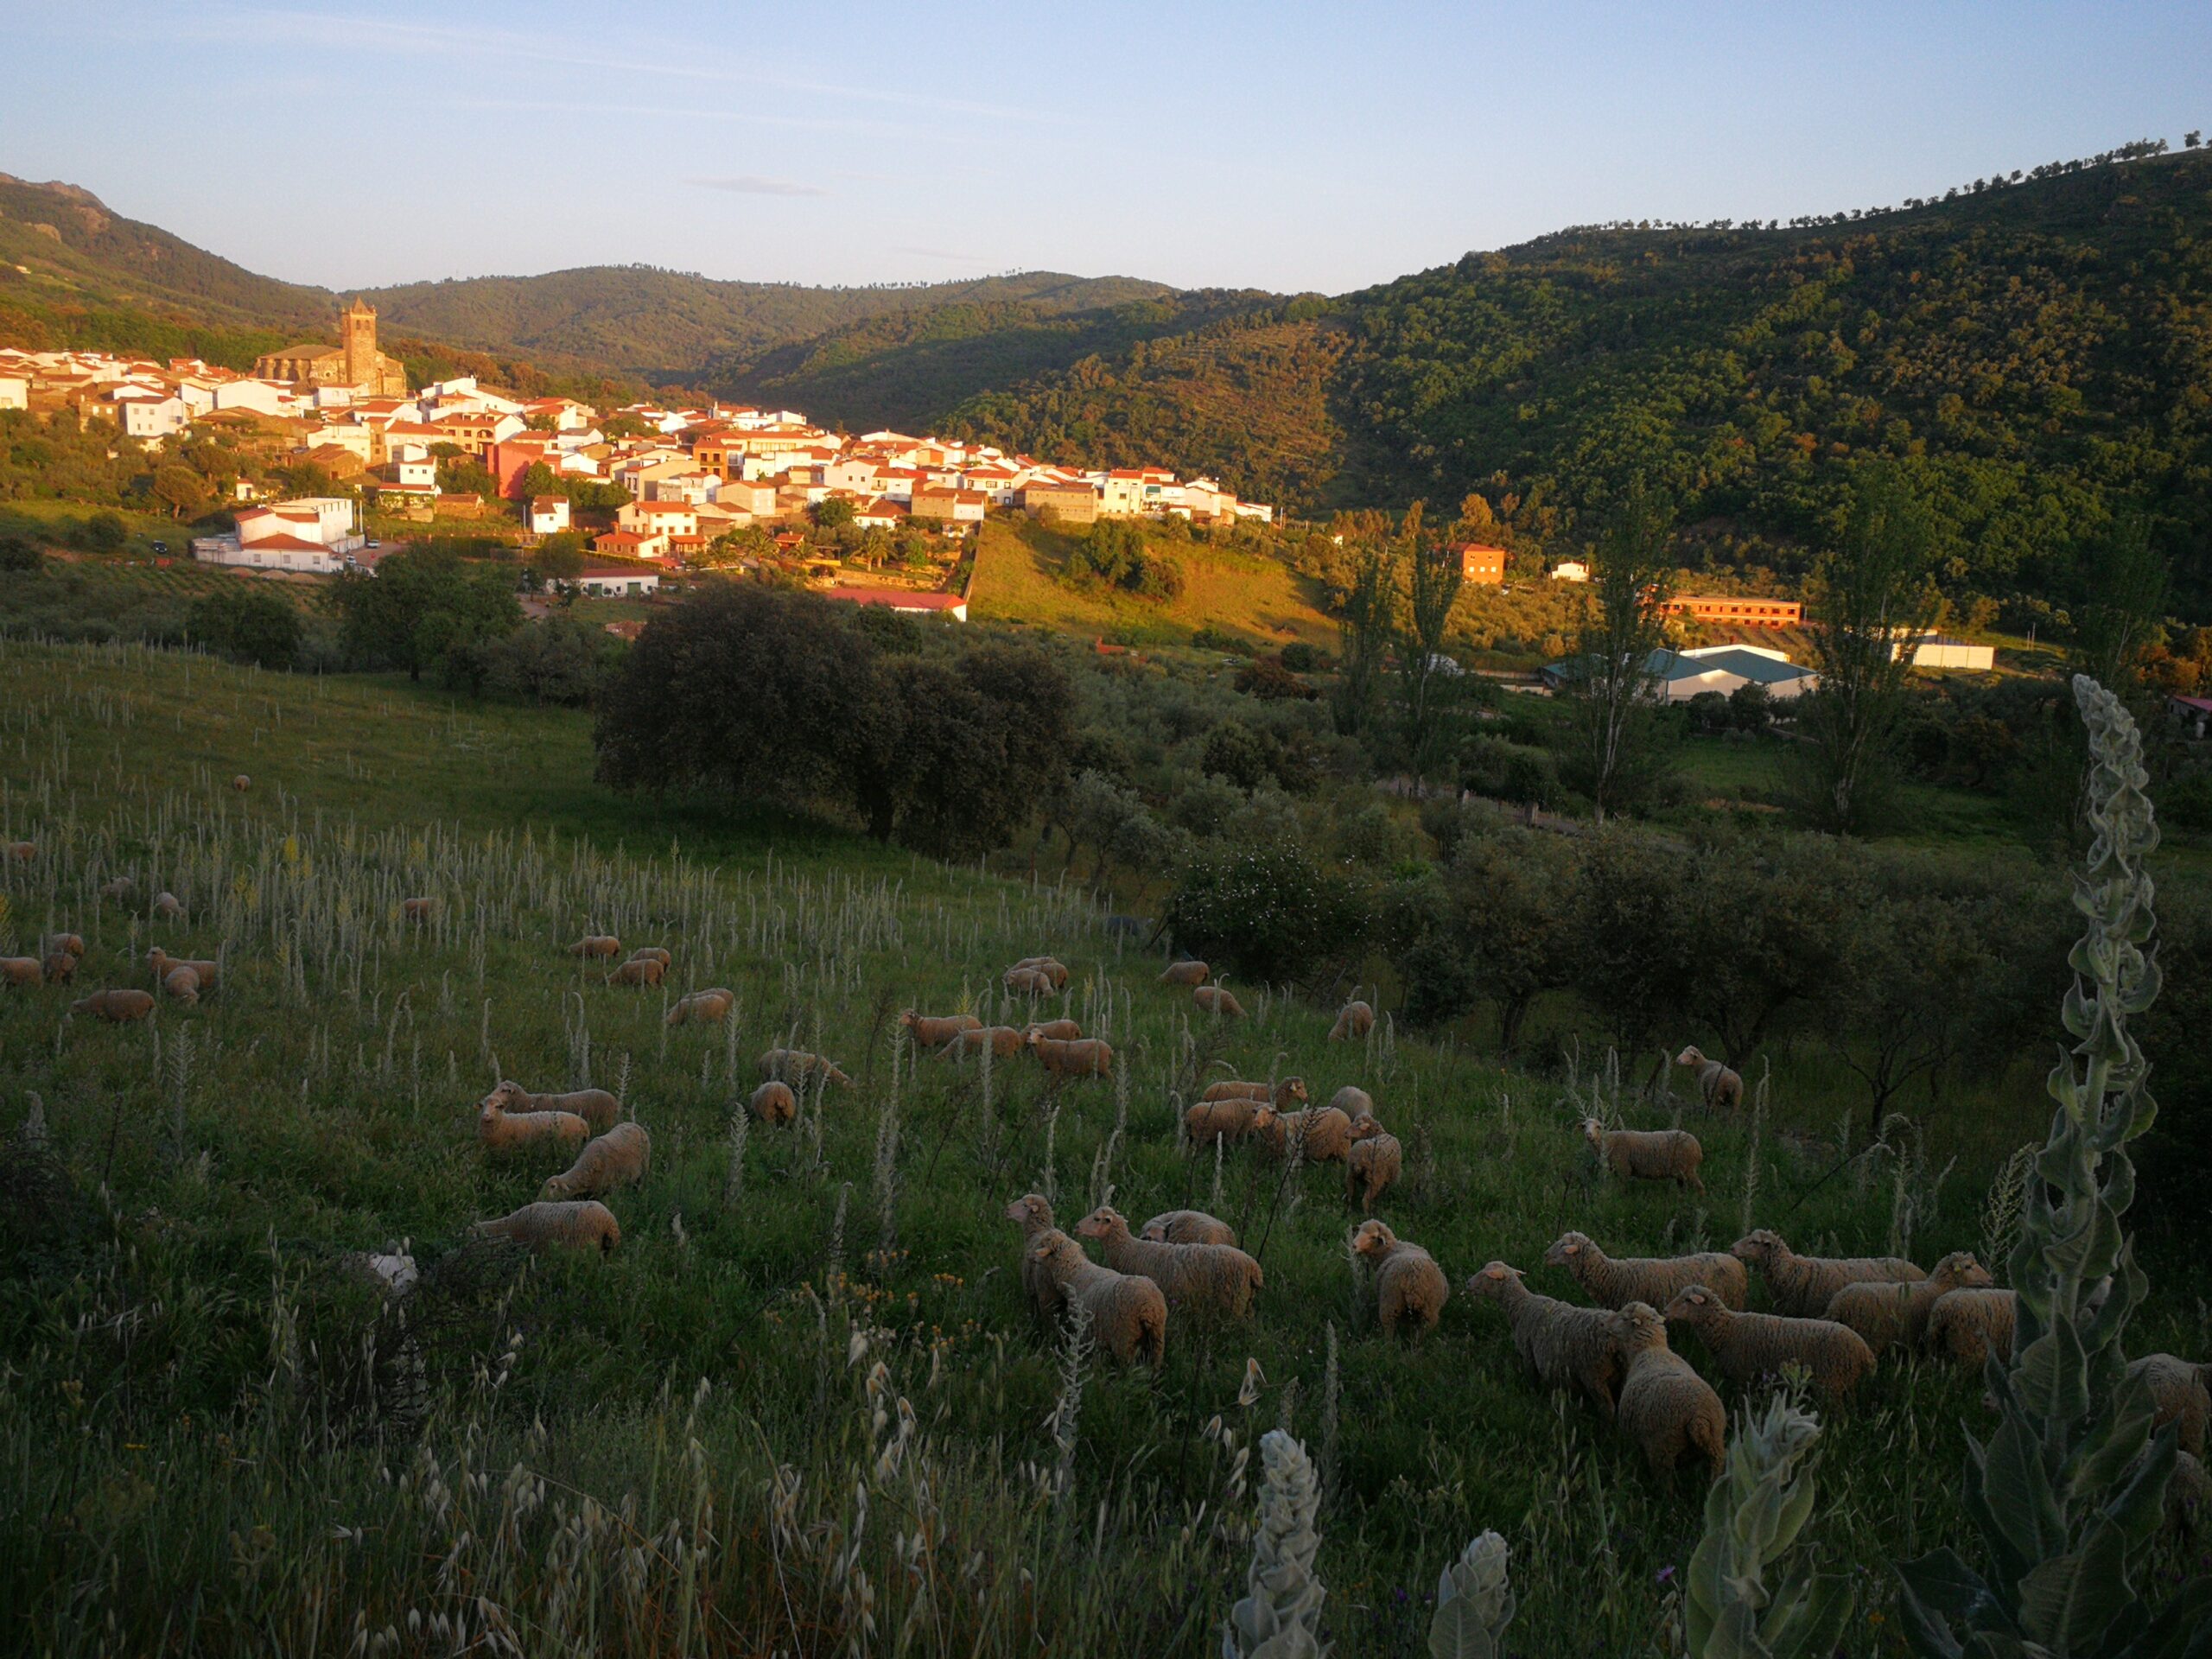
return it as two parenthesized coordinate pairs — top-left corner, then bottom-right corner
(2, 1), (2206, 295)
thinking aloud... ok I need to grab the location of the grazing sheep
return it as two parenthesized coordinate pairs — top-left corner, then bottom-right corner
(747, 1081), (798, 1128)
(41, 951), (77, 984)
(71, 988), (156, 1022)
(541, 1122), (652, 1201)
(760, 1047), (851, 1087)
(476, 1096), (590, 1153)
(150, 892), (184, 920)
(626, 947), (672, 969)
(1823, 1251), (1993, 1358)
(146, 947), (219, 994)
(605, 956), (665, 988)
(1030, 1229), (1167, 1364)
(1663, 1285), (1876, 1400)
(161, 966), (201, 1005)
(231, 774), (251, 792)
(2126, 1354), (2208, 1456)
(1193, 985), (1245, 1018)
(482, 1079), (620, 1132)
(1344, 1115), (1402, 1212)
(1544, 1230), (1750, 1312)
(1352, 1219), (1448, 1338)
(1010, 957), (1071, 991)
(1584, 1119), (1705, 1192)
(0, 957), (43, 988)
(1925, 1287), (2018, 1368)
(1023, 1018), (1083, 1042)
(901, 1009), (982, 1048)
(1160, 959), (1210, 987)
(1003, 1193), (1063, 1325)
(1252, 1103), (1355, 1164)
(1329, 999), (1376, 1042)
(401, 898), (436, 921)
(40, 932), (86, 960)
(1465, 1261), (1623, 1417)
(1328, 1084), (1376, 1118)
(568, 935), (621, 960)
(100, 876), (136, 902)
(1729, 1230), (1924, 1319)
(1027, 1032), (1114, 1079)
(941, 1025), (1025, 1061)
(4, 841), (33, 862)
(474, 1199), (620, 1254)
(1077, 1205), (1262, 1319)
(665, 988), (735, 1027)
(1606, 1301), (1727, 1475)
(1675, 1045), (1743, 1109)
(1202, 1077), (1307, 1108)
(1184, 1096), (1260, 1147)
(1140, 1209), (1238, 1247)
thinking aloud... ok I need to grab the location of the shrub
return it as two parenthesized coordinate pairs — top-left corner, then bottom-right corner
(2158, 767), (2212, 832)
(1235, 658), (1316, 701)
(1278, 642), (1324, 673)
(0, 534), (41, 574)
(187, 588), (302, 670)
(1163, 841), (1372, 984)
(1460, 734), (1559, 807)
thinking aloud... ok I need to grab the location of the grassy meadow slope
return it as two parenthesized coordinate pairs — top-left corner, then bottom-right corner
(1, 639), (2204, 1655)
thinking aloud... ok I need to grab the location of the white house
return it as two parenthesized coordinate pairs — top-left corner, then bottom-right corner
(0, 376), (29, 410)
(211, 379), (299, 417)
(530, 495), (572, 535)
(194, 495), (364, 575)
(618, 499), (699, 538)
(117, 394), (190, 442)
(572, 566), (660, 597)
(1895, 635), (1997, 671)
(1550, 560), (1591, 583)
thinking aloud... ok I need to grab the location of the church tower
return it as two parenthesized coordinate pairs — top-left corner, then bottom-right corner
(340, 298), (378, 389)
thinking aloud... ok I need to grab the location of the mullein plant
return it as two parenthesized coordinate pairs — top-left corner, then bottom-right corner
(1223, 1430), (1328, 1659)
(1687, 1395), (1853, 1658)
(1427, 1531), (1516, 1659)
(1897, 676), (2209, 1656)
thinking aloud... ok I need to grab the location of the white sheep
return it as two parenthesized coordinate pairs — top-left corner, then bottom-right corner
(1543, 1231), (1750, 1311)
(1202, 1077), (1307, 1107)
(2126, 1354), (2207, 1456)
(1606, 1301), (1726, 1475)
(482, 1079), (618, 1132)
(605, 956), (665, 988)
(1160, 959), (1210, 987)
(1184, 1096), (1260, 1147)
(1328, 998), (1376, 1041)
(477, 1096), (590, 1154)
(161, 965), (201, 1005)
(1140, 1210), (1238, 1247)
(1009, 956), (1071, 990)
(1351, 1219), (1448, 1338)
(1328, 1084), (1376, 1118)
(71, 988), (155, 1022)
(1077, 1205), (1261, 1319)
(1030, 1229), (1167, 1365)
(1465, 1261), (1624, 1417)
(1729, 1229), (1924, 1319)
(666, 988), (735, 1027)
(1252, 1103), (1355, 1164)
(0, 957), (42, 988)
(151, 892), (185, 920)
(146, 947), (219, 995)
(1027, 1032), (1113, 1079)
(901, 1009), (982, 1048)
(474, 1200), (621, 1254)
(1004, 1193), (1064, 1325)
(760, 1047), (851, 1087)
(1583, 1119), (1705, 1192)
(1663, 1285), (1876, 1400)
(748, 1081), (798, 1127)
(1193, 985), (1246, 1018)
(1024, 1018), (1083, 1042)
(568, 935), (621, 960)
(1822, 1250), (1993, 1358)
(541, 1122), (652, 1201)
(941, 1025), (1025, 1061)
(1344, 1114), (1402, 1212)
(1674, 1045), (1743, 1109)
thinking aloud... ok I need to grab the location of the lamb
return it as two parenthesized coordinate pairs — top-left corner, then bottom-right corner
(1077, 1205), (1262, 1319)
(1543, 1230), (1750, 1312)
(401, 898), (437, 922)
(1160, 959), (1210, 987)
(1027, 1033), (1114, 1079)
(474, 1199), (621, 1254)
(1002, 1193), (1063, 1325)
(1184, 1096), (1260, 1147)
(1202, 1077), (1307, 1108)
(665, 988), (735, 1027)
(161, 965), (201, 1005)
(146, 947), (219, 994)
(901, 1009), (983, 1048)
(760, 1047), (851, 1087)
(626, 947), (672, 969)
(71, 988), (155, 1022)
(151, 892), (184, 920)
(1329, 998), (1376, 1042)
(482, 1079), (620, 1132)
(1344, 1114), (1402, 1212)
(1029, 1229), (1167, 1364)
(1822, 1250), (1993, 1358)
(1351, 1219), (1448, 1338)
(41, 951), (77, 984)
(231, 774), (251, 792)
(568, 935), (622, 960)
(1329, 1084), (1376, 1118)
(1663, 1285), (1877, 1400)
(941, 1025), (1025, 1061)
(1729, 1229), (1925, 1319)
(1193, 985), (1245, 1018)
(0, 957), (42, 988)
(541, 1122), (652, 1201)
(2125, 1354), (2208, 1456)
(476, 1096), (590, 1153)
(1465, 1261), (1623, 1417)
(1675, 1045), (1743, 1109)
(1251, 1103), (1355, 1164)
(1140, 1210), (1238, 1247)
(1584, 1119), (1705, 1192)
(40, 932), (85, 960)
(1002, 966), (1056, 997)
(1606, 1301), (1727, 1475)
(748, 1081), (798, 1127)
(1024, 1018), (1083, 1042)
(1010, 957), (1071, 991)
(604, 956), (665, 988)
(100, 876), (136, 902)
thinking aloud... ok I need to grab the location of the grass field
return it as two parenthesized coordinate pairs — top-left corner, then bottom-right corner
(969, 518), (1338, 652)
(0, 641), (2203, 1657)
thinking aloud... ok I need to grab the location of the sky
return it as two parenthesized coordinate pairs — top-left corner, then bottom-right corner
(1, 1), (2208, 296)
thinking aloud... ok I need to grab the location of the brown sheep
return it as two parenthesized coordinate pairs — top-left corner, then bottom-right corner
(1252, 1102), (1355, 1164)
(476, 1096), (590, 1153)
(161, 966), (201, 1005)
(41, 952), (77, 984)
(541, 1122), (652, 1201)
(71, 988), (156, 1022)
(0, 957), (43, 988)
(1003, 1193), (1063, 1325)
(1584, 1119), (1704, 1192)
(475, 1200), (620, 1254)
(1202, 1077), (1307, 1108)
(401, 898), (437, 922)
(1077, 1205), (1262, 1319)
(665, 988), (735, 1027)
(1160, 959), (1210, 987)
(231, 774), (251, 792)
(1675, 1046), (1744, 1109)
(1003, 966), (1056, 997)
(41, 932), (86, 960)
(1141, 1210), (1238, 1247)
(1329, 1084), (1376, 1118)
(1010, 957), (1071, 991)
(1607, 1301), (1726, 1476)
(941, 1025), (1025, 1061)
(1329, 998), (1376, 1042)
(626, 947), (672, 969)
(568, 935), (622, 960)
(481, 1079), (620, 1132)
(1027, 1032), (1113, 1079)
(748, 1081), (798, 1127)
(1352, 1219), (1448, 1338)
(1193, 985), (1245, 1018)
(1184, 1096), (1259, 1147)
(760, 1047), (851, 1087)
(1024, 1018), (1083, 1042)
(901, 1009), (982, 1048)
(146, 947), (219, 995)
(604, 956), (665, 988)
(1344, 1113), (1402, 1211)
(1030, 1230), (1166, 1365)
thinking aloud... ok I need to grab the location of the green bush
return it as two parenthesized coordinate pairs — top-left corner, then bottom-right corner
(2158, 767), (2212, 832)
(0, 534), (41, 574)
(1163, 841), (1372, 984)
(1460, 734), (1559, 807)
(187, 588), (302, 670)
(1278, 642), (1324, 673)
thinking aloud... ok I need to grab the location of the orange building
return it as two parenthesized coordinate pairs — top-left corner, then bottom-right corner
(1662, 594), (1804, 627)
(1454, 543), (1508, 585)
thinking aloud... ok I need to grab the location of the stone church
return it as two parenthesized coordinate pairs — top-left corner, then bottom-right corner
(253, 298), (409, 396)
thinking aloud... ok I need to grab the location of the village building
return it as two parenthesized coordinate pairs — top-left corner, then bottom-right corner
(571, 566), (660, 597)
(1454, 543), (1508, 585)
(529, 495), (571, 535)
(252, 299), (409, 397)
(191, 496), (364, 575)
(1662, 594), (1805, 627)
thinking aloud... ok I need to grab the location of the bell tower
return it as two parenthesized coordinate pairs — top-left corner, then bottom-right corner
(340, 298), (378, 389)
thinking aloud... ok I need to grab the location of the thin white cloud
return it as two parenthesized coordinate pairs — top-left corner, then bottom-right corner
(690, 175), (829, 199)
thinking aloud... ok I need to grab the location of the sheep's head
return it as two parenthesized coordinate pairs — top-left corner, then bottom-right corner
(898, 1009), (920, 1030)
(1730, 1229), (1783, 1264)
(1664, 1285), (1721, 1321)
(1023, 1027), (1046, 1047)
(1252, 1103), (1281, 1130)
(1581, 1117), (1604, 1147)
(1351, 1219), (1396, 1258)
(540, 1175), (573, 1201)
(1075, 1205), (1123, 1240)
(1934, 1251), (1994, 1289)
(1139, 1217), (1169, 1242)
(1281, 1076), (1310, 1104)
(481, 1080), (528, 1114)
(1348, 1112), (1382, 1141)
(1675, 1046), (1705, 1067)
(1003, 1194), (1052, 1229)
(1544, 1231), (1591, 1268)
(1465, 1262), (1521, 1300)
(1608, 1302), (1668, 1352)
(1032, 1228), (1080, 1267)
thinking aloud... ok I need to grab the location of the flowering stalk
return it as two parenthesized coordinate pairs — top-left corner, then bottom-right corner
(1222, 1430), (1327, 1659)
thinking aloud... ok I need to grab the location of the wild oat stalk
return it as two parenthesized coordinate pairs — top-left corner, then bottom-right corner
(1978, 1143), (2034, 1286)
